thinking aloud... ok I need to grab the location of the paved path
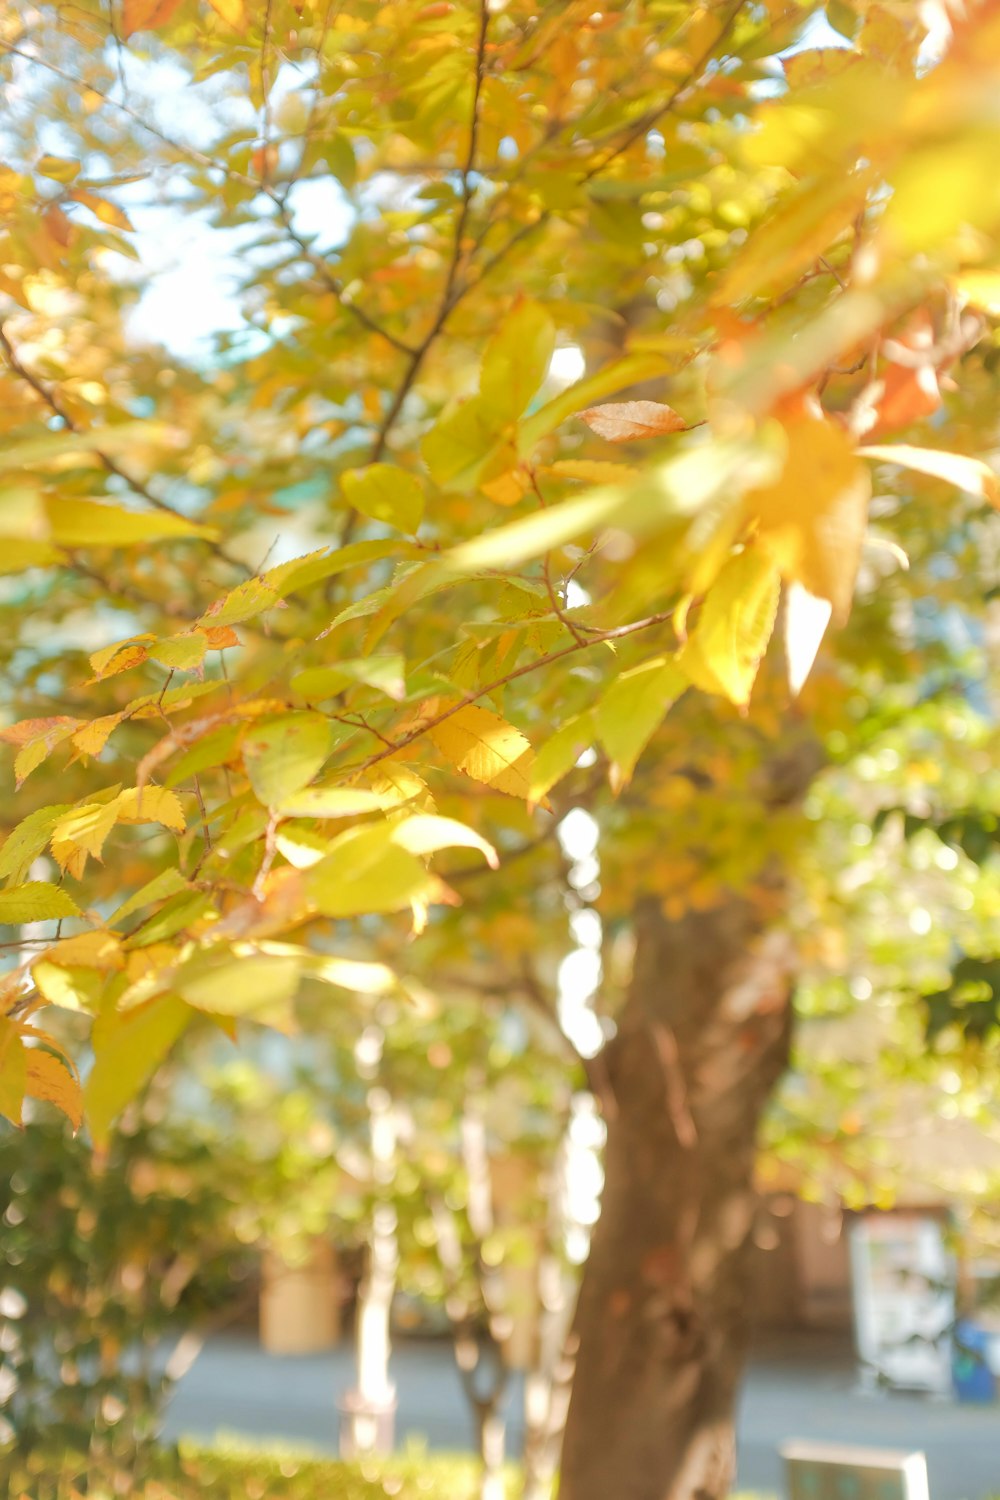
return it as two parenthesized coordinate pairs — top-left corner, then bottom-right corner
(162, 1333), (1000, 1498)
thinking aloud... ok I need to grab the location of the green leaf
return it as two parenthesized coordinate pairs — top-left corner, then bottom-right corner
(679, 548), (781, 707)
(243, 713), (334, 806)
(125, 890), (213, 948)
(0, 882), (83, 924)
(85, 995), (192, 1146)
(306, 823), (441, 917)
(173, 952), (302, 1031)
(595, 658), (687, 790)
(109, 868), (191, 925)
(388, 814), (498, 868)
(529, 712), (595, 806)
(198, 576), (279, 628)
(262, 540), (407, 597)
(45, 497), (217, 546)
(324, 130), (357, 187)
(0, 805), (72, 885)
(148, 633), (209, 670)
(480, 299), (556, 424)
(422, 396), (506, 491)
(291, 655), (406, 702)
(276, 786), (385, 818)
(342, 464), (425, 534)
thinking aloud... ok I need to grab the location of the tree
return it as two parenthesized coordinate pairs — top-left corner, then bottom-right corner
(2, 2), (1000, 1497)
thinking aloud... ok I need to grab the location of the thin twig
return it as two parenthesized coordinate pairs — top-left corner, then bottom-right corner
(369, 0), (491, 463)
(0, 325), (250, 579)
(582, 0), (746, 181)
(348, 606), (674, 777)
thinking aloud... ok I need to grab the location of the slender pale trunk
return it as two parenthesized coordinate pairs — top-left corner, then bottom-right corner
(521, 1150), (579, 1500)
(342, 1073), (398, 1458)
(558, 900), (796, 1500)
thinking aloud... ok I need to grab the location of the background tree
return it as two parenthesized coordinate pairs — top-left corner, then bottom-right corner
(2, 3), (1000, 1499)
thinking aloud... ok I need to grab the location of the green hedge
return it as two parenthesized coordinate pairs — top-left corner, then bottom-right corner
(2, 1443), (524, 1499)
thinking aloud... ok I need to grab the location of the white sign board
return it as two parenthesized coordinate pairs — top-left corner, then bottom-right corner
(783, 1440), (930, 1500)
(849, 1211), (954, 1393)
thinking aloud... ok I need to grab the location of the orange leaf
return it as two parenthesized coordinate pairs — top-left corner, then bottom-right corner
(201, 624), (241, 649)
(866, 363), (941, 439)
(121, 0), (184, 37)
(25, 1048), (83, 1130)
(580, 401), (687, 443)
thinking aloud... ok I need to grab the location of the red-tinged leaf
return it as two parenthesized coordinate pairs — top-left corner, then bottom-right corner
(865, 363), (941, 438)
(580, 401), (687, 443)
(0, 715), (80, 748)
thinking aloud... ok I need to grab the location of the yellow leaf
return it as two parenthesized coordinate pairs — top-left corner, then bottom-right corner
(342, 465), (425, 534)
(481, 469), (530, 506)
(276, 786), (385, 818)
(679, 548), (781, 708)
(0, 1017), (26, 1126)
(388, 814), (498, 868)
(275, 828), (330, 869)
(542, 460), (640, 484)
(198, 576), (279, 628)
(428, 704), (535, 800)
(784, 582), (833, 697)
(116, 785), (186, 833)
(89, 635), (155, 680)
(32, 962), (105, 1013)
(68, 189), (134, 233)
(85, 996), (191, 1146)
(206, 0), (246, 27)
(745, 419), (870, 625)
(50, 801), (120, 867)
(954, 269), (1000, 316)
(25, 1047), (83, 1129)
(37, 155), (82, 183)
(46, 930), (124, 970)
(71, 713), (125, 759)
(480, 299), (555, 425)
(46, 498), (216, 547)
(858, 444), (1000, 508)
(595, 658), (687, 791)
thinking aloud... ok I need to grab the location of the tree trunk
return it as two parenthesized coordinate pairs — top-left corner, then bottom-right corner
(558, 898), (796, 1500)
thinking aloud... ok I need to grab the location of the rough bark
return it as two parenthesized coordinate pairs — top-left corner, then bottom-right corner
(558, 898), (797, 1500)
